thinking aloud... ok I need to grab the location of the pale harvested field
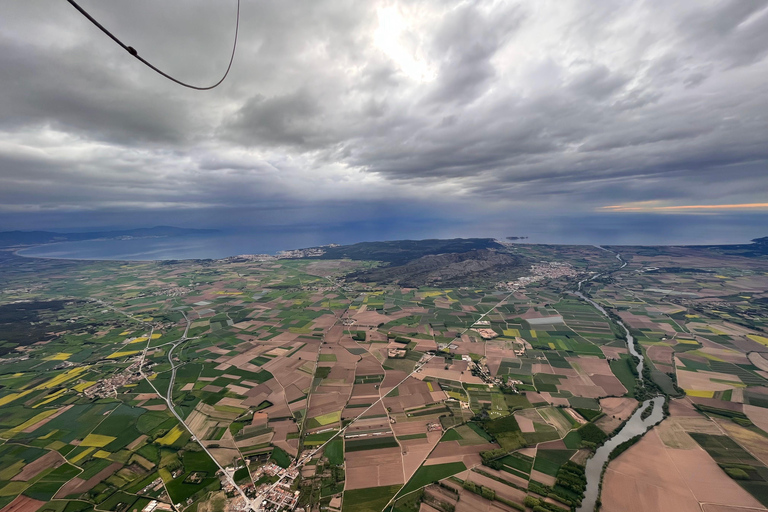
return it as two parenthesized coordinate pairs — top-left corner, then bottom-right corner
(564, 407), (587, 424)
(678, 370), (743, 391)
(539, 439), (567, 451)
(674, 416), (722, 435)
(669, 398), (702, 417)
(647, 345), (674, 365)
(186, 409), (215, 438)
(529, 469), (556, 486)
(427, 441), (497, 462)
(656, 419), (698, 449)
(345, 416), (390, 434)
(227, 384), (250, 396)
(274, 438), (299, 457)
(689, 397), (743, 412)
(744, 404), (768, 433)
(235, 432), (273, 449)
(514, 412), (535, 433)
(351, 383), (380, 399)
(307, 392), (349, 418)
(531, 363), (554, 374)
(402, 431), (442, 480)
(381, 370), (409, 394)
(517, 447), (536, 458)
(524, 392), (548, 404)
(127, 434), (148, 450)
(590, 374), (626, 395)
(600, 397), (638, 420)
(466, 471), (526, 503)
(571, 448), (591, 465)
(715, 418), (768, 465)
(455, 490), (516, 512)
(601, 428), (765, 512)
(539, 392), (569, 406)
(417, 367), (485, 384)
(748, 352), (768, 372)
(392, 421), (428, 436)
(557, 376), (604, 398)
(572, 356), (615, 376)
(702, 505), (768, 512)
(601, 346), (628, 359)
(538, 407), (572, 437)
(345, 447), (404, 490)
(271, 419), (298, 446)
(208, 446), (240, 467)
(473, 465), (528, 488)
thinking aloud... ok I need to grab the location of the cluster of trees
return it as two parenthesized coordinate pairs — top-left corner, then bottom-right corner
(479, 447), (508, 466)
(462, 480), (495, 500)
(523, 495), (569, 512)
(608, 436), (642, 462)
(462, 480), (525, 511)
(554, 461), (587, 506)
(577, 422), (607, 445)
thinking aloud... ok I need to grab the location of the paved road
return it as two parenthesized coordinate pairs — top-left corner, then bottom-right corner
(453, 288), (518, 342)
(94, 300), (252, 509)
(253, 353), (435, 511)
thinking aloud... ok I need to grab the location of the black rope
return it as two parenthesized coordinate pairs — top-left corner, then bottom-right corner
(66, 0), (240, 90)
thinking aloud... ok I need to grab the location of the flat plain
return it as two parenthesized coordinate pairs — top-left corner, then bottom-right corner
(0, 237), (767, 512)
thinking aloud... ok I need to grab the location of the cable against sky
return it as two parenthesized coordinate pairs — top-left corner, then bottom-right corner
(66, 0), (240, 90)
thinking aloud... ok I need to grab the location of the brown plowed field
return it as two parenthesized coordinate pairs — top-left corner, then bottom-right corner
(601, 427), (765, 512)
(345, 447), (404, 490)
(455, 489), (517, 512)
(600, 397), (637, 420)
(0, 496), (44, 512)
(55, 462), (122, 498)
(466, 471), (526, 503)
(744, 404), (768, 433)
(13, 450), (65, 481)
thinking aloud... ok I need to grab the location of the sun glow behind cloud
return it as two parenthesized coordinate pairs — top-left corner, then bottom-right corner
(374, 5), (436, 82)
(600, 202), (768, 212)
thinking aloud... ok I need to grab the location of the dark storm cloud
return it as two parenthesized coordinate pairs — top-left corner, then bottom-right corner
(1, 0), (767, 231)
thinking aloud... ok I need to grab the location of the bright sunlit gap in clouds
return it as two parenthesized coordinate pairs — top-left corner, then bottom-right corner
(374, 4), (436, 82)
(600, 202), (768, 212)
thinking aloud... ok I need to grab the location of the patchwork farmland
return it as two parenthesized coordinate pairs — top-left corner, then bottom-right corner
(0, 238), (767, 511)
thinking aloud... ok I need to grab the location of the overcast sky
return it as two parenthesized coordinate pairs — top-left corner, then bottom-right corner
(1, 0), (767, 241)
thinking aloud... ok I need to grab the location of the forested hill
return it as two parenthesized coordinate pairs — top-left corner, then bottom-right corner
(315, 238), (504, 266)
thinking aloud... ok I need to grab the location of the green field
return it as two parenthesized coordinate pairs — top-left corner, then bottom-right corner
(398, 462), (467, 496)
(325, 439), (344, 465)
(609, 354), (637, 396)
(343, 484), (402, 512)
(345, 436), (400, 452)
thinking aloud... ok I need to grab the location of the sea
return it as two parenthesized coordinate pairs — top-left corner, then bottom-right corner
(14, 213), (768, 261)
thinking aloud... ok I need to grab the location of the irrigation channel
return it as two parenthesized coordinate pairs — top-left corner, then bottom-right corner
(572, 253), (666, 511)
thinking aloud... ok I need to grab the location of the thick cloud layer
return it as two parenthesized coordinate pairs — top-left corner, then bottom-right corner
(1, 0), (767, 236)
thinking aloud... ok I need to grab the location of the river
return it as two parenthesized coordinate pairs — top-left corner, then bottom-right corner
(572, 250), (662, 511)
(577, 396), (666, 511)
(574, 250), (641, 373)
